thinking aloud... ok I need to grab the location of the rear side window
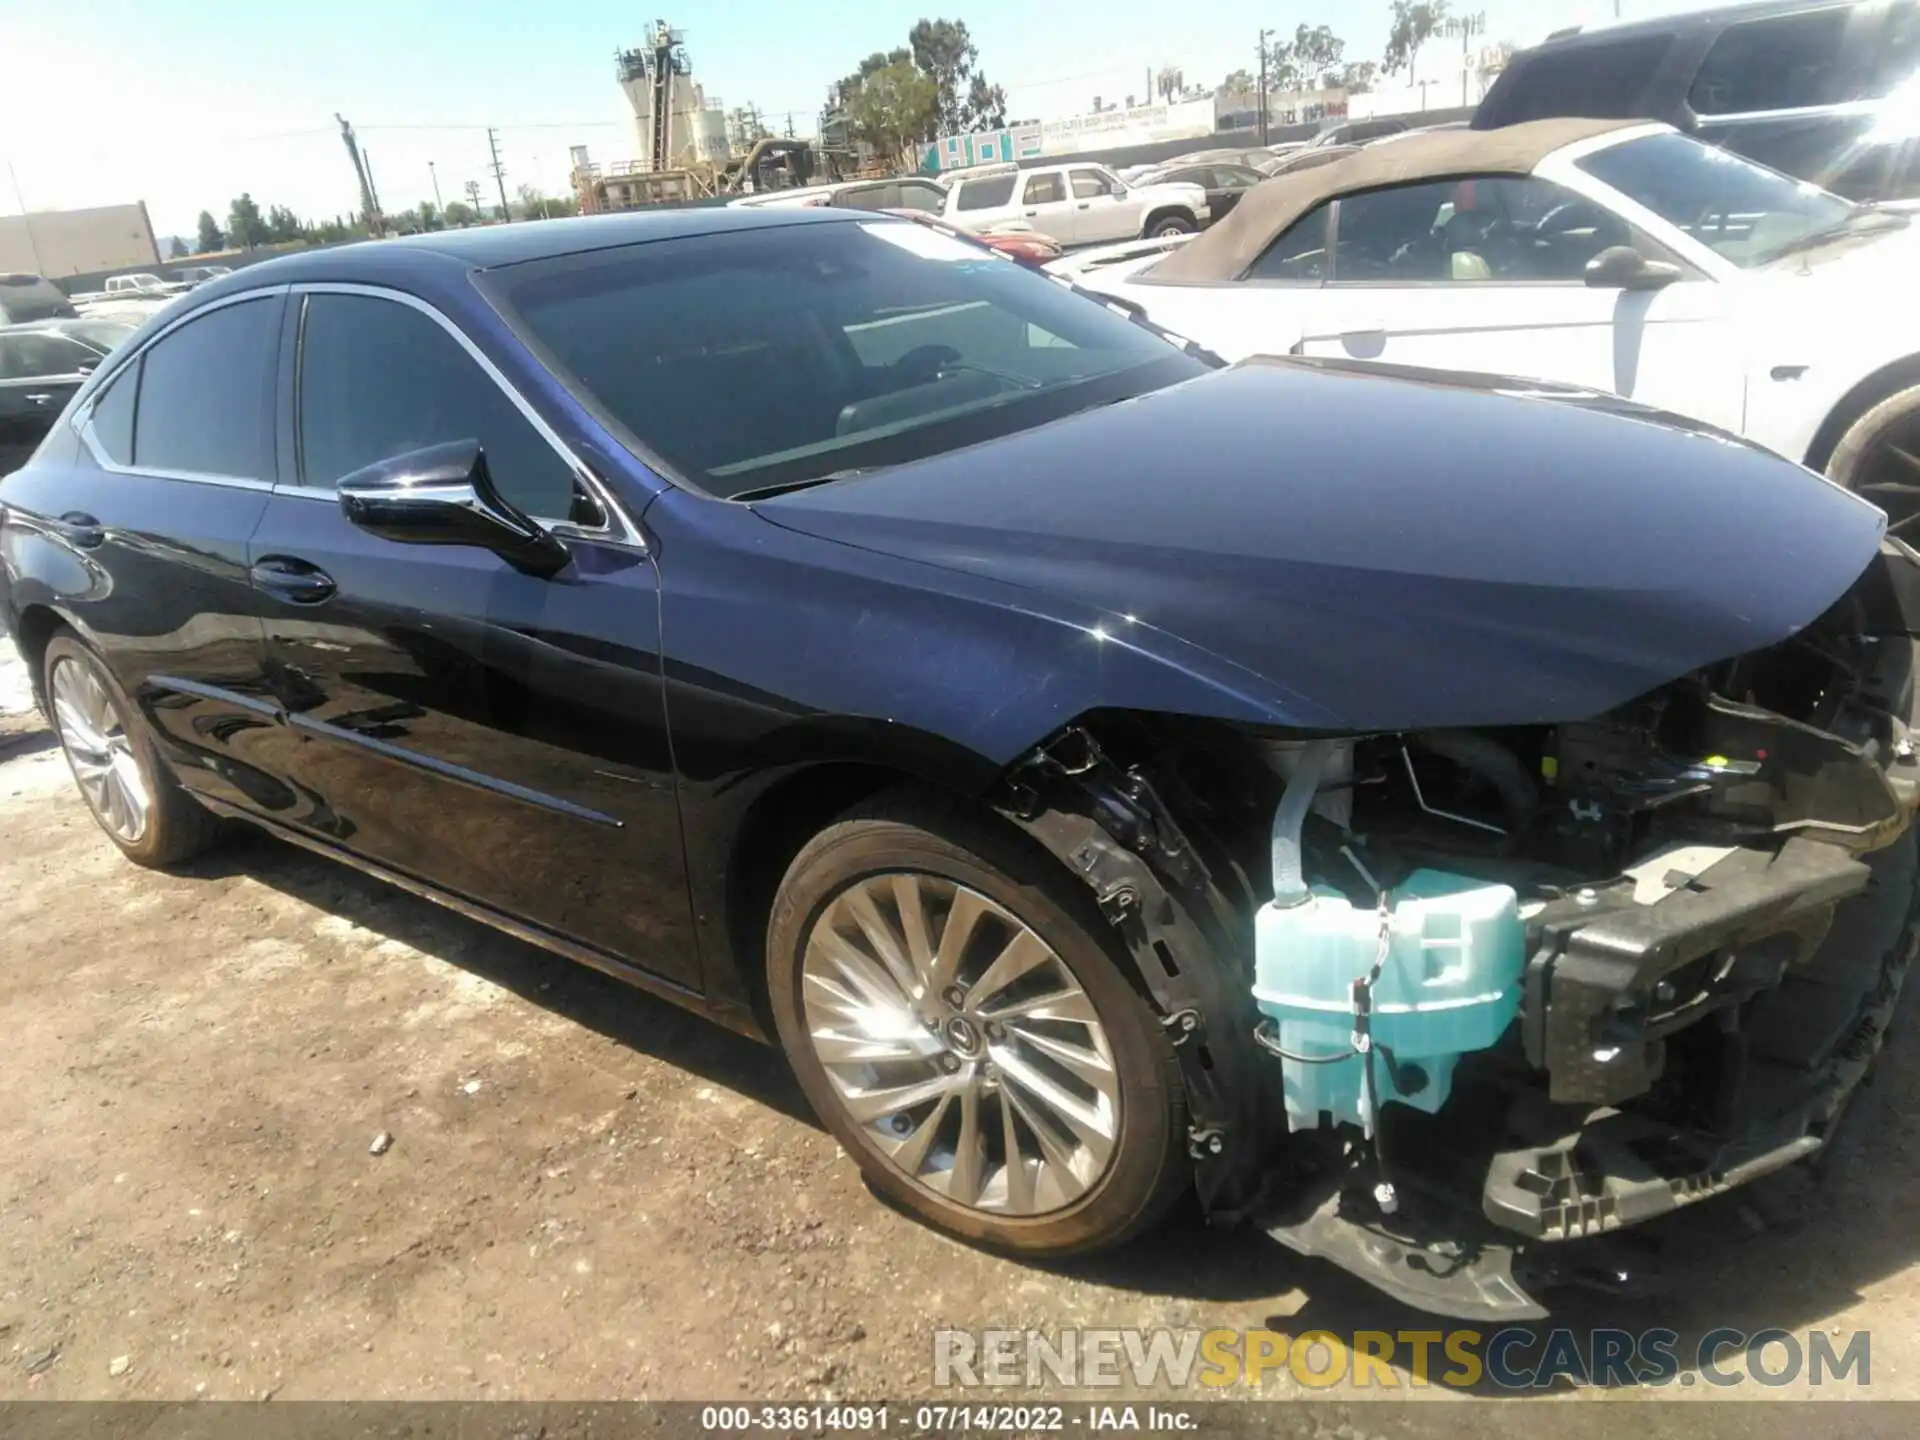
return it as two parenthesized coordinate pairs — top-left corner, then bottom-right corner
(1024, 173), (1065, 204)
(296, 293), (579, 520)
(955, 175), (1016, 210)
(1689, 7), (1856, 115)
(133, 297), (277, 478)
(1481, 35), (1675, 123)
(87, 362), (137, 465)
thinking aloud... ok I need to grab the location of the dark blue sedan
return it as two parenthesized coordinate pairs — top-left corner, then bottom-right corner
(4, 206), (1917, 1317)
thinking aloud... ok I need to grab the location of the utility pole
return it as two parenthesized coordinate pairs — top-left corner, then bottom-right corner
(487, 126), (511, 222)
(335, 114), (383, 237)
(1257, 30), (1271, 144)
(464, 179), (483, 221)
(5, 161), (43, 272)
(1443, 12), (1488, 107)
(785, 111), (795, 138)
(428, 160), (444, 211)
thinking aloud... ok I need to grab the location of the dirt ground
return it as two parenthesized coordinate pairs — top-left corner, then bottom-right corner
(4, 635), (1920, 1415)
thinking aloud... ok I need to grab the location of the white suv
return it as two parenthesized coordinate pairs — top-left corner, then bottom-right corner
(943, 163), (1209, 244)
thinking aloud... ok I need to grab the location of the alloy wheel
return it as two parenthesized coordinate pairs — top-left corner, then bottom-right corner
(1854, 427), (1920, 538)
(50, 655), (151, 843)
(800, 873), (1122, 1216)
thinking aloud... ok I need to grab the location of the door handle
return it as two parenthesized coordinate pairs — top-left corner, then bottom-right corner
(251, 555), (336, 604)
(25, 393), (55, 406)
(52, 511), (104, 549)
(1077, 202), (1091, 209)
(1024, 208), (1039, 216)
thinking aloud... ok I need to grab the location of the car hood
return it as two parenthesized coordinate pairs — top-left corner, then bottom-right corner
(755, 358), (1886, 732)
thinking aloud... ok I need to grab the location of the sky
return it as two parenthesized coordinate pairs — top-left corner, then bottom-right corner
(2, 0), (1710, 241)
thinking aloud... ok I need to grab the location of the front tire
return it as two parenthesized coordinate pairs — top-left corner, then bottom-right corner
(1145, 213), (1196, 238)
(43, 632), (221, 868)
(766, 792), (1188, 1257)
(1825, 383), (1920, 538)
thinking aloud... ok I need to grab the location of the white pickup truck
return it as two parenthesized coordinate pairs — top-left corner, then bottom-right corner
(941, 162), (1210, 244)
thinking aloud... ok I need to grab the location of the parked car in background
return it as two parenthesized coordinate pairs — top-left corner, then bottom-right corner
(170, 265), (234, 287)
(1134, 162), (1268, 220)
(0, 318), (135, 474)
(895, 209), (1062, 266)
(1303, 116), (1411, 150)
(104, 273), (188, 298)
(0, 274), (77, 327)
(731, 175), (950, 214)
(943, 161), (1209, 242)
(4, 206), (1918, 1321)
(1475, 0), (1920, 201)
(1054, 117), (1920, 533)
(1257, 143), (1362, 178)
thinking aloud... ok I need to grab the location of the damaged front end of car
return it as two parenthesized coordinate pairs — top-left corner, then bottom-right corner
(995, 539), (1920, 1320)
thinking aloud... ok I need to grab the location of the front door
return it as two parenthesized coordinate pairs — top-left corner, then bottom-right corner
(1293, 174), (1744, 433)
(1069, 167), (1136, 243)
(247, 287), (698, 986)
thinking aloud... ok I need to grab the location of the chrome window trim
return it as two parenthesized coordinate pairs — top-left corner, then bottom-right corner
(70, 285), (290, 491)
(283, 282), (642, 548)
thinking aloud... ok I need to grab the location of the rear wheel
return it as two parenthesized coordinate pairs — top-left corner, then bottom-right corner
(1825, 384), (1920, 537)
(766, 793), (1187, 1257)
(43, 633), (220, 867)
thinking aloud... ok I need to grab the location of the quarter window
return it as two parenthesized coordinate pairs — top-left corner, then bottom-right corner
(132, 297), (277, 478)
(1244, 204), (1332, 281)
(296, 293), (580, 521)
(87, 362), (137, 466)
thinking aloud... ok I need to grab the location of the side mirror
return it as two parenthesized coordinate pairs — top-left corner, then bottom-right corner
(1584, 245), (1684, 291)
(1111, 184), (1129, 199)
(336, 439), (571, 578)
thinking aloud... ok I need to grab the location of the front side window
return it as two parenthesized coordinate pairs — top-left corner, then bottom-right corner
(296, 293), (580, 521)
(485, 219), (1204, 498)
(835, 184), (896, 212)
(1070, 168), (1116, 198)
(1325, 176), (1641, 283)
(0, 333), (97, 379)
(133, 297), (277, 478)
(1024, 173), (1065, 204)
(1243, 205), (1332, 281)
(1578, 130), (1859, 266)
(1689, 7), (1855, 116)
(955, 175), (1016, 211)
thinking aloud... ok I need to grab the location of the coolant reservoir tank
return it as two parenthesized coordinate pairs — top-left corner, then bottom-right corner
(1252, 870), (1524, 1132)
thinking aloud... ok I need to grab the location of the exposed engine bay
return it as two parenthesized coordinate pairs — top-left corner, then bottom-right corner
(998, 540), (1920, 1319)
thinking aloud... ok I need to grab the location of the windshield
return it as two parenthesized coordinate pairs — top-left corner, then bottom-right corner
(485, 218), (1203, 498)
(1576, 131), (1858, 267)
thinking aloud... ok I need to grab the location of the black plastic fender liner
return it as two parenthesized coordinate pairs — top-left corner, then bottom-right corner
(995, 729), (1269, 1214)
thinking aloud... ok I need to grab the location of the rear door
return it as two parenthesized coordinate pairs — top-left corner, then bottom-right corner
(245, 286), (697, 984)
(0, 294), (282, 812)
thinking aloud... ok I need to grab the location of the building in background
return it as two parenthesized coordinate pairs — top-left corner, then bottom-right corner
(0, 202), (158, 280)
(616, 20), (730, 172)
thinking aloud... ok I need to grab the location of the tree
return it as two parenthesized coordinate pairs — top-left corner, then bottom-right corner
(963, 71), (1007, 130)
(164, 236), (188, 259)
(1155, 66), (1184, 104)
(847, 59), (938, 171)
(415, 201), (439, 232)
(906, 18), (1009, 135)
(195, 211), (225, 253)
(515, 182), (553, 220)
(1267, 23), (1346, 92)
(227, 193), (268, 249)
(1221, 68), (1256, 96)
(1338, 59), (1380, 94)
(443, 200), (477, 227)
(264, 204), (304, 243)
(1385, 0), (1450, 79)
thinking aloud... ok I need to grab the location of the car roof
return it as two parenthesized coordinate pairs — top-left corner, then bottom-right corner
(200, 205), (874, 290)
(1527, 0), (1843, 48)
(1146, 116), (1646, 283)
